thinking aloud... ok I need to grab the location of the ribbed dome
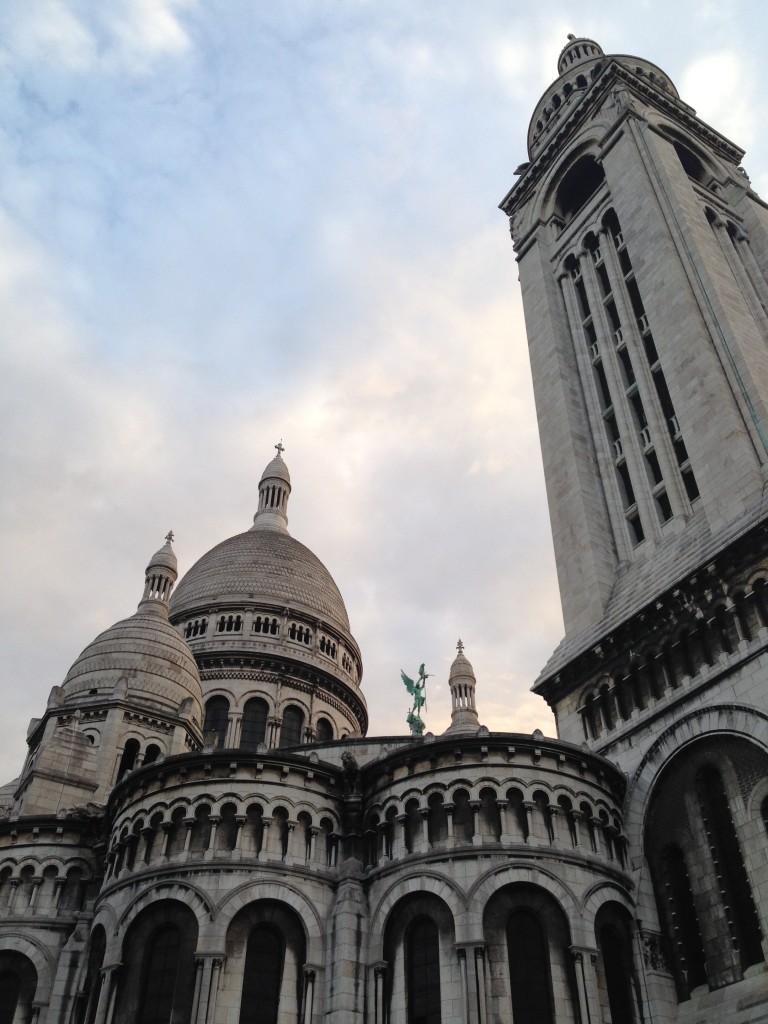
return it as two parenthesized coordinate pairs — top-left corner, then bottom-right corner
(61, 604), (204, 719)
(261, 453), (291, 485)
(170, 529), (351, 632)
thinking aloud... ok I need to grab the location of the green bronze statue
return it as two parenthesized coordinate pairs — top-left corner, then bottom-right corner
(401, 663), (430, 736)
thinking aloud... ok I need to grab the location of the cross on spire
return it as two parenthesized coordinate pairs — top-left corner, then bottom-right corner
(275, 440), (285, 457)
(165, 530), (175, 544)
(456, 638), (464, 653)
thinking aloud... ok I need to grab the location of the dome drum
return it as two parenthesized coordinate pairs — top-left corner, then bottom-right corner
(176, 604), (362, 687)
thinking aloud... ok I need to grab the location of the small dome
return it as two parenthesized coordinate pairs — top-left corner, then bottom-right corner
(557, 35), (604, 75)
(61, 604), (203, 721)
(449, 649), (476, 684)
(261, 449), (291, 485)
(443, 641), (481, 736)
(146, 533), (177, 574)
(170, 528), (351, 633)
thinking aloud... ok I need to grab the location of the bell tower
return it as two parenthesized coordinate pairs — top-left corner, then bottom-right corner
(503, 39), (768, 1016)
(501, 36), (768, 642)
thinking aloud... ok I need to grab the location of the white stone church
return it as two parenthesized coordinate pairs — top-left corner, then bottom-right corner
(2, 35), (768, 1024)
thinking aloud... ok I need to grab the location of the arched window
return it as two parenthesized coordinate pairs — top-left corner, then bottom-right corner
(406, 917), (441, 1024)
(117, 738), (140, 780)
(139, 926), (185, 1024)
(203, 696), (229, 750)
(696, 764), (763, 969)
(0, 973), (20, 1024)
(315, 717), (333, 743)
(0, 952), (37, 1024)
(239, 925), (284, 1024)
(115, 901), (198, 1024)
(595, 905), (636, 1024)
(241, 698), (268, 750)
(279, 706), (304, 747)
(83, 926), (107, 1024)
(507, 909), (553, 1024)
(555, 155), (606, 222)
(144, 743), (161, 765)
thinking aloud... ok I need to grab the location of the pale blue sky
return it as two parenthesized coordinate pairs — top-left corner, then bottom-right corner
(1, 1), (767, 783)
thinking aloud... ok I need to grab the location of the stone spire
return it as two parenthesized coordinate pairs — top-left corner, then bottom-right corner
(443, 640), (481, 735)
(139, 531), (178, 612)
(252, 442), (292, 533)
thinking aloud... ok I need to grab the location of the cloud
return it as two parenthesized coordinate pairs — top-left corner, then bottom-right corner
(680, 50), (756, 150)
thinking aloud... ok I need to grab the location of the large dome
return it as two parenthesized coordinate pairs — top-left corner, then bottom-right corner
(170, 528), (351, 632)
(61, 604), (204, 721)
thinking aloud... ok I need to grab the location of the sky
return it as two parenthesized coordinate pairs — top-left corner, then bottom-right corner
(1, 0), (768, 784)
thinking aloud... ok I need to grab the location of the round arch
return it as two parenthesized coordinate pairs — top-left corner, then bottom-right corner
(468, 863), (581, 943)
(0, 933), (54, 1005)
(115, 881), (213, 938)
(212, 879), (325, 964)
(369, 871), (467, 958)
(624, 704), (768, 851)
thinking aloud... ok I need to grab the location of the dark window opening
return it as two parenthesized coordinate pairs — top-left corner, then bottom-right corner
(507, 909), (554, 1024)
(406, 917), (441, 1024)
(555, 156), (606, 223)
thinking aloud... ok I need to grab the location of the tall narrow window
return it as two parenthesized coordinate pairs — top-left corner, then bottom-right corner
(696, 765), (763, 969)
(138, 926), (184, 1024)
(239, 925), (284, 1024)
(203, 696), (229, 749)
(315, 717), (333, 743)
(279, 706), (304, 747)
(507, 909), (554, 1024)
(406, 917), (441, 1024)
(0, 973), (20, 1024)
(116, 739), (140, 779)
(659, 843), (707, 997)
(240, 698), (268, 750)
(599, 922), (635, 1023)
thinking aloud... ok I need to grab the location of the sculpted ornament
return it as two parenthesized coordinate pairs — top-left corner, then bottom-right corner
(401, 663), (430, 736)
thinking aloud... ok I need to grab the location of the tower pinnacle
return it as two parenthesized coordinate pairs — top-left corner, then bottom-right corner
(252, 446), (292, 533)
(443, 641), (481, 736)
(139, 533), (178, 612)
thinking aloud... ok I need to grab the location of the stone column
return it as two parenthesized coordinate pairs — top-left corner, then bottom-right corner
(444, 804), (455, 849)
(473, 946), (489, 1024)
(570, 809), (583, 848)
(286, 820), (297, 862)
(457, 947), (470, 1024)
(394, 815), (407, 859)
(309, 826), (319, 863)
(140, 825), (154, 864)
(470, 802), (481, 846)
(547, 805), (560, 845)
(570, 947), (600, 1024)
(302, 966), (317, 1024)
(205, 816), (220, 859)
(372, 962), (388, 1024)
(418, 809), (430, 853)
(52, 877), (66, 915)
(232, 815), (246, 856)
(205, 957), (224, 1024)
(182, 817), (195, 858)
(259, 817), (272, 860)
(190, 957), (205, 1024)
(93, 963), (121, 1024)
(523, 802), (536, 846)
(6, 878), (20, 914)
(496, 800), (511, 843)
(27, 878), (42, 913)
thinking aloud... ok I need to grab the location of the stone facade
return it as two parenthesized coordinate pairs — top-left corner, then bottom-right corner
(1, 33), (768, 1024)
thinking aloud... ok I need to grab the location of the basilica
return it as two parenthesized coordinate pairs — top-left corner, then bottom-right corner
(2, 35), (768, 1024)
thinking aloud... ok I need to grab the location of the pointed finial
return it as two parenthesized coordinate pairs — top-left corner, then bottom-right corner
(165, 530), (175, 544)
(275, 440), (285, 457)
(567, 33), (576, 41)
(456, 638), (464, 654)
